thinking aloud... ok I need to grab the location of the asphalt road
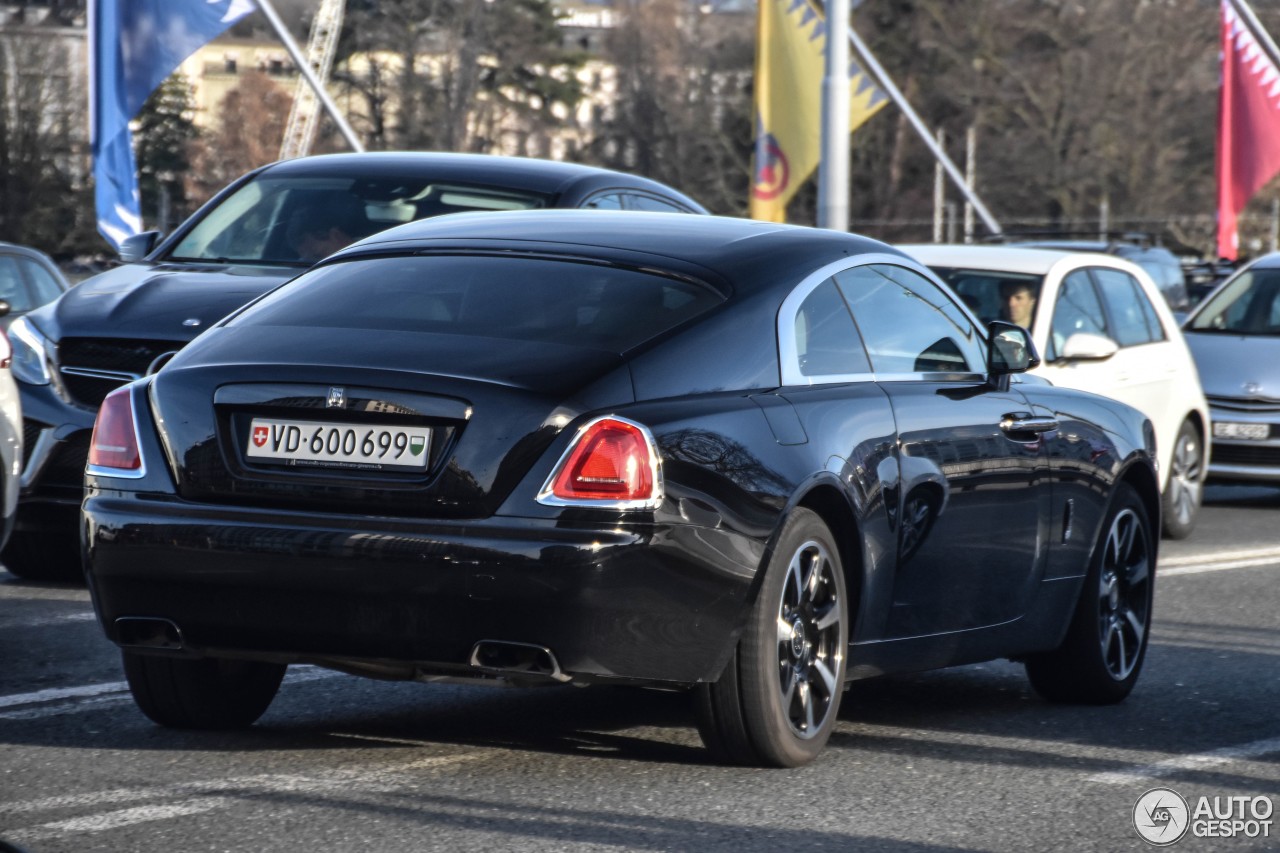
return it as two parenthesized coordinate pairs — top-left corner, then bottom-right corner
(1, 485), (1278, 853)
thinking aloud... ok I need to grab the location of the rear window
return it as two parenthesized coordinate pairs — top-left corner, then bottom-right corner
(230, 254), (724, 352)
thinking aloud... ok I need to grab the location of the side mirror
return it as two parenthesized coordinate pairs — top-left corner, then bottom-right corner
(1059, 332), (1119, 361)
(987, 321), (1041, 375)
(119, 231), (162, 263)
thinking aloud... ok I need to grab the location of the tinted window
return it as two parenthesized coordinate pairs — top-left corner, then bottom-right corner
(169, 176), (550, 265)
(1093, 268), (1156, 346)
(1051, 271), (1110, 358)
(628, 194), (686, 213)
(0, 257), (32, 312)
(929, 266), (1044, 327)
(1189, 268), (1280, 335)
(793, 279), (870, 377)
(232, 255), (723, 352)
(583, 193), (624, 210)
(835, 265), (983, 375)
(19, 257), (65, 304)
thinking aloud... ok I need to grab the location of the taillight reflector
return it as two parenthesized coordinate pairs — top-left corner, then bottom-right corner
(542, 417), (660, 506)
(89, 387), (141, 471)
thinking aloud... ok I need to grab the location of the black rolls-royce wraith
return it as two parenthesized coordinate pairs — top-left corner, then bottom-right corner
(83, 211), (1160, 767)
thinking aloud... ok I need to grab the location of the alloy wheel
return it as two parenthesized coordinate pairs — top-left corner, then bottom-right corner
(1167, 429), (1203, 528)
(776, 540), (843, 738)
(1096, 508), (1151, 681)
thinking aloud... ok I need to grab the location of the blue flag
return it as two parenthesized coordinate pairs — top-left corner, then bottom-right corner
(89, 0), (256, 249)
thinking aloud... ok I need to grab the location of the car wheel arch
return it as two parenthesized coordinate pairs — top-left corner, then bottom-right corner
(763, 477), (866, 629)
(1116, 459), (1162, 560)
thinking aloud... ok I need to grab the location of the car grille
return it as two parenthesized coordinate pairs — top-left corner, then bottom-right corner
(21, 418), (47, 471)
(1210, 444), (1280, 467)
(1207, 395), (1280, 413)
(58, 338), (184, 409)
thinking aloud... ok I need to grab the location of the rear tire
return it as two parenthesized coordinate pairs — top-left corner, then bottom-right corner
(1161, 418), (1203, 540)
(122, 651), (285, 729)
(693, 508), (849, 767)
(1, 531), (82, 582)
(1026, 482), (1153, 704)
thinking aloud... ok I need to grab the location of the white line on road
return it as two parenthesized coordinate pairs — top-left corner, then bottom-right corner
(1160, 546), (1280, 567)
(0, 665), (342, 720)
(1090, 736), (1280, 785)
(0, 611), (97, 630)
(1160, 555), (1280, 577)
(6, 799), (233, 843)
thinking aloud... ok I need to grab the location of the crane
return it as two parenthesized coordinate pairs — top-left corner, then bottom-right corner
(278, 0), (347, 161)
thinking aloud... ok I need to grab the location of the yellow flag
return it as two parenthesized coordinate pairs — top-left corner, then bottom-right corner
(750, 0), (888, 222)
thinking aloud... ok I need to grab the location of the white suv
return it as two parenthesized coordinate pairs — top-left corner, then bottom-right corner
(904, 244), (1210, 539)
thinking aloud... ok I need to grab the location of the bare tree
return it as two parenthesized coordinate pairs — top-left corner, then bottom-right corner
(186, 71), (292, 207)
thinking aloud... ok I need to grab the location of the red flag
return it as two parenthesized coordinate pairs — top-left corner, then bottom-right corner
(1218, 0), (1280, 260)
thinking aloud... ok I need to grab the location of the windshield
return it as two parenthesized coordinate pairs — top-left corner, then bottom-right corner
(927, 267), (1044, 329)
(1187, 268), (1280, 335)
(166, 175), (550, 266)
(229, 254), (725, 353)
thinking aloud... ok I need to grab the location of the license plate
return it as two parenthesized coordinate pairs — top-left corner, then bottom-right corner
(1213, 421), (1271, 441)
(246, 418), (431, 471)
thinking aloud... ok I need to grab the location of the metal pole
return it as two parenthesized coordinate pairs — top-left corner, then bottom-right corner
(933, 128), (945, 243)
(255, 0), (364, 154)
(1271, 198), (1279, 252)
(818, 0), (851, 231)
(1100, 197), (1109, 240)
(946, 201), (958, 244)
(845, 23), (1001, 235)
(1230, 0), (1280, 71)
(963, 125), (975, 243)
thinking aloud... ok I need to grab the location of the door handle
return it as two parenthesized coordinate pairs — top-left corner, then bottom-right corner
(1000, 413), (1059, 434)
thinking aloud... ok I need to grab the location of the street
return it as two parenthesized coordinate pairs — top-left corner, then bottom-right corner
(1, 485), (1278, 852)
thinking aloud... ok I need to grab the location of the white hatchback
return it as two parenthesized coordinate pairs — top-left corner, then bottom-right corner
(904, 244), (1210, 539)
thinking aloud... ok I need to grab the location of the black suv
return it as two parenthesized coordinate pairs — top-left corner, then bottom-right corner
(8, 152), (706, 579)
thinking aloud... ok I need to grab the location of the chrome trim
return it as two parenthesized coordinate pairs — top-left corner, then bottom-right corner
(85, 385), (148, 481)
(536, 414), (663, 510)
(1000, 415), (1059, 434)
(777, 253), (988, 387)
(469, 640), (570, 683)
(61, 366), (140, 383)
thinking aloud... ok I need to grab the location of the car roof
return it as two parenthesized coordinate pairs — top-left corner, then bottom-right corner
(257, 152), (704, 208)
(0, 241), (56, 262)
(336, 210), (904, 294)
(900, 243), (1085, 275)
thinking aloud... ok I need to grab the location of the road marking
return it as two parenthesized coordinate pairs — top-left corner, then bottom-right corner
(1, 753), (488, 842)
(0, 611), (97, 629)
(0, 584), (91, 602)
(1090, 735), (1280, 785)
(0, 665), (341, 720)
(7, 799), (233, 842)
(1159, 546), (1280, 576)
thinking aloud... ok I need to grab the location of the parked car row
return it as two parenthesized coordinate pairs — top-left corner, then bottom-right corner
(4, 150), (1277, 768)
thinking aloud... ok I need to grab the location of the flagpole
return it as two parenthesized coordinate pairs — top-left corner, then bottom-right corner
(818, 0), (850, 230)
(1229, 0), (1280, 70)
(844, 23), (1002, 236)
(255, 0), (364, 154)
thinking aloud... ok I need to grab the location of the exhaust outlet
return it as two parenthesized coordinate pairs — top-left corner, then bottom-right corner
(469, 640), (570, 682)
(115, 617), (184, 650)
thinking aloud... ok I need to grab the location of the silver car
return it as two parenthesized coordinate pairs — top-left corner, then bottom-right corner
(1183, 253), (1280, 483)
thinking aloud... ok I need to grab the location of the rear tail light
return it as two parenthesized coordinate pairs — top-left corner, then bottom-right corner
(88, 387), (144, 475)
(538, 416), (662, 508)
(0, 329), (11, 369)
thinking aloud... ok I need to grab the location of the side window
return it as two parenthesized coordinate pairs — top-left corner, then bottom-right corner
(0, 256), (32, 312)
(19, 257), (65, 305)
(793, 278), (871, 378)
(1093, 268), (1157, 346)
(626, 194), (687, 213)
(582, 193), (624, 210)
(835, 264), (984, 375)
(1051, 270), (1110, 358)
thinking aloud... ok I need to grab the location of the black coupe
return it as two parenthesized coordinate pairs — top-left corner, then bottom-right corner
(84, 212), (1160, 767)
(11, 152), (704, 579)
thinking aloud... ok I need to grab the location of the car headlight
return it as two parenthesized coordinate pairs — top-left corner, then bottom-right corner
(10, 316), (53, 386)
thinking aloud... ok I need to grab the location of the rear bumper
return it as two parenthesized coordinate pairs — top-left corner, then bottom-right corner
(83, 491), (759, 686)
